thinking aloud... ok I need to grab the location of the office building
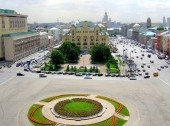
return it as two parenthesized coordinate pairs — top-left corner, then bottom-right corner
(0, 9), (40, 61)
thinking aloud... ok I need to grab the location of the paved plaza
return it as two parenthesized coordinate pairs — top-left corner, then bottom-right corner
(0, 76), (170, 126)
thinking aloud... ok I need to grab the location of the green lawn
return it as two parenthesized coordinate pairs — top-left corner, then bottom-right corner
(96, 96), (120, 110)
(109, 63), (120, 73)
(116, 118), (127, 126)
(64, 101), (93, 112)
(120, 106), (130, 116)
(28, 104), (55, 126)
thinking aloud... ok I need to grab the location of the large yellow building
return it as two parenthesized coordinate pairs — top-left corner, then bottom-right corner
(62, 21), (109, 49)
(0, 9), (41, 61)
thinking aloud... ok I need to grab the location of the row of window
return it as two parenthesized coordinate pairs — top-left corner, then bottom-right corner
(76, 43), (106, 46)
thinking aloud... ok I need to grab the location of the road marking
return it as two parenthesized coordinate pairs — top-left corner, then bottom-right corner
(158, 77), (170, 87)
(0, 77), (14, 86)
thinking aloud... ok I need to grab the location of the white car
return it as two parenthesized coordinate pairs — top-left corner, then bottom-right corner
(84, 75), (92, 79)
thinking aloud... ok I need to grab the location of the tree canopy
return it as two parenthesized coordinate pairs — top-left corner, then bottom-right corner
(51, 49), (64, 68)
(90, 44), (111, 63)
(59, 41), (80, 63)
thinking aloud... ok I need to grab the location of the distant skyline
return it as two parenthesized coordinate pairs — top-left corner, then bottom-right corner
(0, 0), (170, 23)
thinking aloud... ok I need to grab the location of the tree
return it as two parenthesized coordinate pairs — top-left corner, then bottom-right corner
(59, 41), (80, 63)
(66, 65), (70, 71)
(51, 49), (64, 68)
(90, 44), (111, 63)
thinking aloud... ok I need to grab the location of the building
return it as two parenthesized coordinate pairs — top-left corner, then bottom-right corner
(163, 16), (166, 27)
(0, 9), (40, 61)
(132, 24), (140, 42)
(48, 27), (61, 43)
(167, 18), (170, 28)
(62, 21), (109, 49)
(146, 17), (151, 28)
(40, 32), (48, 50)
(3, 32), (40, 61)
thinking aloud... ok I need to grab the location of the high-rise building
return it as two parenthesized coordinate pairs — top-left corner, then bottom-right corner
(102, 11), (108, 23)
(146, 17), (151, 28)
(167, 17), (170, 28)
(163, 16), (166, 27)
(0, 9), (40, 61)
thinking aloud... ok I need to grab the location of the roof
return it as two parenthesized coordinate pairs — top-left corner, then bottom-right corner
(143, 31), (156, 36)
(49, 27), (59, 30)
(0, 8), (27, 17)
(2, 31), (38, 39)
(0, 9), (16, 14)
(75, 21), (95, 28)
(40, 32), (48, 36)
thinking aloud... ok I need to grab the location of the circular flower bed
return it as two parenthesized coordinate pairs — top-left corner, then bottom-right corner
(54, 98), (103, 118)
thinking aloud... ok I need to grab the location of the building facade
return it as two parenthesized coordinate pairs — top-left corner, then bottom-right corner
(40, 32), (48, 50)
(48, 28), (61, 43)
(62, 21), (109, 49)
(0, 9), (42, 62)
(0, 9), (27, 60)
(3, 32), (40, 61)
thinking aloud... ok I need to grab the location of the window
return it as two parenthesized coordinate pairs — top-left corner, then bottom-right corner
(83, 43), (87, 45)
(77, 43), (81, 45)
(90, 43), (94, 45)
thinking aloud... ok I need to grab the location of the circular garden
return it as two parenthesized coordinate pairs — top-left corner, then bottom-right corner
(54, 98), (103, 118)
(28, 94), (130, 126)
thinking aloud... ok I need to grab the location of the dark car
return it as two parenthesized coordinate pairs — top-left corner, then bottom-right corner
(39, 74), (47, 77)
(97, 73), (103, 76)
(144, 75), (150, 78)
(17, 72), (24, 76)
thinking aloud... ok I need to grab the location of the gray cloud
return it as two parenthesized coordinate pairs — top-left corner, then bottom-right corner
(0, 0), (169, 23)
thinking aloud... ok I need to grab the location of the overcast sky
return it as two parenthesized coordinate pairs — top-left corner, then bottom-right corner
(0, 0), (170, 23)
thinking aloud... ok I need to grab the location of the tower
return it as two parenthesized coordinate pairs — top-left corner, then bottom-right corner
(163, 16), (166, 27)
(146, 17), (151, 28)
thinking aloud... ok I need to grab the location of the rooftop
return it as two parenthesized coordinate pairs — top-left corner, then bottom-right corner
(0, 8), (27, 17)
(2, 31), (38, 39)
(0, 9), (16, 14)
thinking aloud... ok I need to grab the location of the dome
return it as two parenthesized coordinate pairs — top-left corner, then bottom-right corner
(133, 23), (140, 28)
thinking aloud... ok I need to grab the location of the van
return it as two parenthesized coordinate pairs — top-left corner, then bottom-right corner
(153, 72), (158, 77)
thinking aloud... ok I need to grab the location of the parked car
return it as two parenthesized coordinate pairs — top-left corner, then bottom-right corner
(39, 74), (47, 77)
(164, 65), (168, 68)
(129, 76), (136, 80)
(153, 72), (159, 77)
(157, 68), (161, 71)
(84, 75), (92, 79)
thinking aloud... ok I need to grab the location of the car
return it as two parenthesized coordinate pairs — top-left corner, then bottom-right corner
(144, 75), (150, 78)
(84, 75), (92, 79)
(105, 74), (111, 77)
(141, 65), (144, 68)
(150, 60), (154, 63)
(140, 57), (143, 60)
(157, 68), (161, 71)
(142, 54), (144, 56)
(24, 68), (29, 71)
(164, 65), (168, 68)
(153, 72), (159, 77)
(17, 72), (24, 76)
(39, 74), (47, 77)
(97, 73), (103, 76)
(147, 65), (150, 68)
(142, 69), (146, 72)
(129, 76), (136, 80)
(136, 56), (139, 58)
(160, 66), (164, 69)
(0, 66), (2, 69)
(75, 73), (83, 76)
(145, 72), (149, 75)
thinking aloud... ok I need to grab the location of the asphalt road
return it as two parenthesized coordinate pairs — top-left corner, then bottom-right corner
(0, 77), (170, 126)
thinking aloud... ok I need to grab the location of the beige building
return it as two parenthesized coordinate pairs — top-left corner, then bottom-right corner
(0, 9), (43, 62)
(62, 21), (109, 49)
(40, 32), (48, 49)
(0, 9), (27, 60)
(3, 32), (40, 61)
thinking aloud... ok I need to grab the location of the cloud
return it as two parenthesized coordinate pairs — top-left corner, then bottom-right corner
(0, 0), (169, 23)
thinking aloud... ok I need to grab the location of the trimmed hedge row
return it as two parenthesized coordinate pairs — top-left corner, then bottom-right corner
(54, 98), (103, 118)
